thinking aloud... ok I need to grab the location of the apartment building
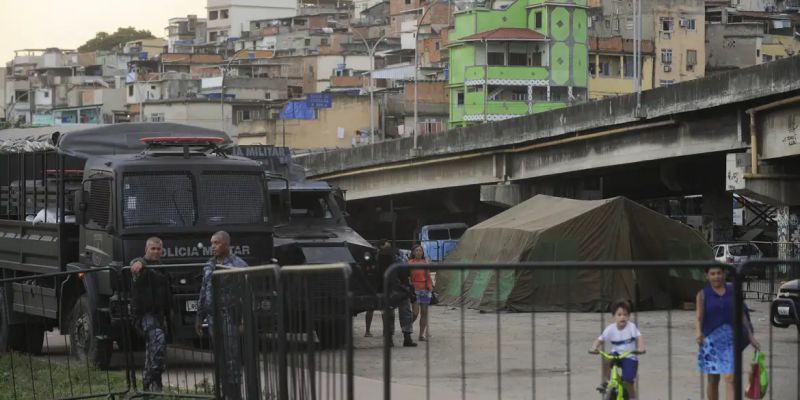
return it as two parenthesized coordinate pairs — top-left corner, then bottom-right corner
(448, 0), (589, 128)
(205, 0), (297, 44)
(589, 0), (704, 92)
(166, 15), (208, 53)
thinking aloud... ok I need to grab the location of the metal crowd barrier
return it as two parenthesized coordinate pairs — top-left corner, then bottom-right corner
(0, 268), (130, 400)
(210, 262), (353, 400)
(382, 261), (800, 400)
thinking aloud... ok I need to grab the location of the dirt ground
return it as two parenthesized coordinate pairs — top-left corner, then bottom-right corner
(350, 300), (799, 400)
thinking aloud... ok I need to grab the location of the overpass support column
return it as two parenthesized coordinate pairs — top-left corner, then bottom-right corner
(777, 207), (800, 259)
(703, 189), (734, 243)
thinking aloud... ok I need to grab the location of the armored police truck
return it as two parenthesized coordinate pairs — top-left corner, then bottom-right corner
(234, 146), (381, 338)
(0, 124), (275, 367)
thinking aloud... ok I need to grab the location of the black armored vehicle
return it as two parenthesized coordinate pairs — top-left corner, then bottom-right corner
(232, 146), (381, 315)
(0, 124), (276, 367)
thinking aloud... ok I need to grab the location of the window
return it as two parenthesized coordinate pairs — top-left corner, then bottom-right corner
(123, 173), (195, 228)
(305, 38), (311, 46)
(686, 49), (697, 71)
(599, 61), (610, 76)
(456, 91), (464, 105)
(488, 52), (505, 66)
(661, 48), (673, 64)
(435, 41), (440, 50)
(240, 110), (251, 121)
(209, 31), (218, 42)
(199, 172), (266, 225)
(405, 0), (411, 4)
(604, 20), (610, 29)
(209, 10), (218, 20)
(220, 9), (228, 19)
(623, 56), (635, 77)
(534, 12), (543, 29)
(764, 54), (773, 62)
(756, 49), (761, 57)
(626, 18), (633, 30)
(128, 85), (134, 96)
(682, 18), (696, 30)
(150, 113), (164, 122)
(508, 52), (527, 66)
(43, 91), (49, 98)
(320, 38), (329, 46)
(661, 17), (674, 32)
(659, 79), (675, 86)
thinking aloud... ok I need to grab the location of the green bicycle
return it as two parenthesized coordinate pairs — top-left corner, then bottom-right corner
(588, 349), (645, 400)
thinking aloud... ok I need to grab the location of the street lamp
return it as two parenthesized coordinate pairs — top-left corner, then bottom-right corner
(413, 0), (442, 150)
(351, 29), (391, 144)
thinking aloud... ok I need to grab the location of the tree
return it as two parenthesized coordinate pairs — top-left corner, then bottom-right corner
(78, 27), (156, 52)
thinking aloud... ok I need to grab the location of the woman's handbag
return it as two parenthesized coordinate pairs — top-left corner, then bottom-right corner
(745, 351), (768, 399)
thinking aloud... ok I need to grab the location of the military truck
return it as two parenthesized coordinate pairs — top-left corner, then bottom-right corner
(0, 123), (276, 367)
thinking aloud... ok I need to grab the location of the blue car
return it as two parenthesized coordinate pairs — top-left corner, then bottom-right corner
(418, 223), (468, 262)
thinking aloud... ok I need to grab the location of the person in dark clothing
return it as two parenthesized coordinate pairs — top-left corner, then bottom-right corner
(378, 240), (416, 347)
(129, 237), (170, 392)
(195, 231), (248, 400)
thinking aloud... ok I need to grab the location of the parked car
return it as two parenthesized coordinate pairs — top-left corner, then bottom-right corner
(712, 242), (763, 270)
(418, 223), (468, 262)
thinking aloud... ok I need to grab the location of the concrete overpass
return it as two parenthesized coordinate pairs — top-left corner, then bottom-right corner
(296, 57), (800, 250)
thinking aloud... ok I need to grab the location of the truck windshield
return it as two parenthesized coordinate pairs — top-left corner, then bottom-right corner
(290, 191), (336, 220)
(123, 172), (266, 228)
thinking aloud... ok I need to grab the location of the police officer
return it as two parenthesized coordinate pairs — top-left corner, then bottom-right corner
(130, 236), (169, 392)
(379, 240), (417, 347)
(195, 231), (248, 399)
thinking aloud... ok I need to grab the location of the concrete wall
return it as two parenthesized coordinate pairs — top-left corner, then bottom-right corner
(706, 23), (763, 72)
(297, 56), (800, 177)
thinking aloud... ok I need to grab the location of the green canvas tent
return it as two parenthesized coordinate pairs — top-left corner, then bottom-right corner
(436, 195), (711, 312)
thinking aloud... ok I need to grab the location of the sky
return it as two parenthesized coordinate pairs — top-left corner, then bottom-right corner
(0, 0), (207, 63)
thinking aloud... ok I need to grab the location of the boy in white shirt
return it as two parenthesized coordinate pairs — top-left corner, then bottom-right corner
(590, 299), (646, 400)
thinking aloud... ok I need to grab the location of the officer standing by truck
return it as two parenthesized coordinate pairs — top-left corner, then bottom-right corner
(129, 237), (169, 392)
(195, 231), (248, 399)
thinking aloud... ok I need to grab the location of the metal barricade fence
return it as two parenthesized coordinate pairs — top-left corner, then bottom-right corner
(741, 259), (800, 400)
(0, 268), (130, 400)
(382, 261), (800, 400)
(120, 263), (217, 399)
(210, 263), (353, 400)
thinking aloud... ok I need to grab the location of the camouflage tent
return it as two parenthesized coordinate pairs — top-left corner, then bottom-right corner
(436, 195), (710, 312)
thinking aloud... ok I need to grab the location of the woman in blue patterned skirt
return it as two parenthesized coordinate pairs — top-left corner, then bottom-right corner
(695, 265), (760, 400)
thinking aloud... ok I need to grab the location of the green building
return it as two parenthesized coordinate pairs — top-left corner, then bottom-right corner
(447, 0), (589, 128)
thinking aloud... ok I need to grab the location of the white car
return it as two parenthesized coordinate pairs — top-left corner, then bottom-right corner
(712, 242), (763, 266)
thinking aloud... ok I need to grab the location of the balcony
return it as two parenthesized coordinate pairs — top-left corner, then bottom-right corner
(463, 66), (549, 84)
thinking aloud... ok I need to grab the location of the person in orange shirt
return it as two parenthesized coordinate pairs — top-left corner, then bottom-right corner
(409, 244), (433, 341)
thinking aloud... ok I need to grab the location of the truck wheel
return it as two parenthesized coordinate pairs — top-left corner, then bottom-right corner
(68, 294), (112, 369)
(0, 287), (25, 353)
(315, 319), (348, 349)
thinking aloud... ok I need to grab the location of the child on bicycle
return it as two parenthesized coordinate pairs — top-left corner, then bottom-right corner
(590, 299), (646, 399)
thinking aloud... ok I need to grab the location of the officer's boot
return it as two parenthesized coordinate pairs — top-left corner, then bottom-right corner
(403, 333), (417, 347)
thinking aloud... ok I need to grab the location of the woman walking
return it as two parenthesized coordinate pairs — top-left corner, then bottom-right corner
(696, 265), (760, 400)
(409, 244), (433, 341)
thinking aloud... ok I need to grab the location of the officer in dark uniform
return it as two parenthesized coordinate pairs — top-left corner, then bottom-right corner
(195, 231), (248, 400)
(130, 236), (170, 392)
(379, 240), (417, 347)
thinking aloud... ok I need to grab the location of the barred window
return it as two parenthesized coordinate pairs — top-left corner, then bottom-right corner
(123, 173), (196, 227)
(198, 172), (266, 225)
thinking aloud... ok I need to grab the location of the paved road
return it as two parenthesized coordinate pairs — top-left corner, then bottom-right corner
(351, 300), (799, 400)
(15, 299), (800, 399)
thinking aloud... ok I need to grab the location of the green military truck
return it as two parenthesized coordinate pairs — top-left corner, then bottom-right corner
(0, 123), (277, 367)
